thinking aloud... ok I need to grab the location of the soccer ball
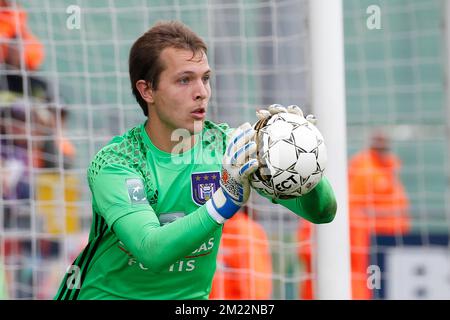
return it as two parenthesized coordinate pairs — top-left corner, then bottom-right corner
(250, 112), (327, 199)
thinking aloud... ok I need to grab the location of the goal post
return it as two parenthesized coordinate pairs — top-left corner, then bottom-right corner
(309, 0), (351, 299)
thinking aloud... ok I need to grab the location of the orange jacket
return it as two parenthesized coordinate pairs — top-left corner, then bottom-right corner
(210, 212), (272, 300)
(0, 5), (44, 70)
(297, 149), (410, 299)
(348, 149), (410, 234)
(297, 218), (377, 299)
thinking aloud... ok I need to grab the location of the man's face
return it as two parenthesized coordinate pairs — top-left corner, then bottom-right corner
(149, 47), (211, 135)
(370, 133), (390, 157)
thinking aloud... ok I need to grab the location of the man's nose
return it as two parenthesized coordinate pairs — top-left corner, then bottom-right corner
(194, 79), (208, 100)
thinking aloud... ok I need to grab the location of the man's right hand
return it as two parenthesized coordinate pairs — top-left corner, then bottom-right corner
(206, 123), (258, 224)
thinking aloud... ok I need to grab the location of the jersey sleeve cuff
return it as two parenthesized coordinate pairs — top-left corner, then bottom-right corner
(205, 199), (227, 224)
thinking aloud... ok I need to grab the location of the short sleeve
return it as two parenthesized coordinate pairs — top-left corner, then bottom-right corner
(91, 163), (158, 229)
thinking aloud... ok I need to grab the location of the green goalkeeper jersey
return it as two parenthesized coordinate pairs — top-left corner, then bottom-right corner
(55, 120), (232, 300)
(55, 120), (336, 300)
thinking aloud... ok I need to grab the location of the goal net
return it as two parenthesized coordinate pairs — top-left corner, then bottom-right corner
(0, 0), (448, 300)
(341, 0), (450, 299)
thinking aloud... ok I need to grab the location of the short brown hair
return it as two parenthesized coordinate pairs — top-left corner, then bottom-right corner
(129, 21), (208, 116)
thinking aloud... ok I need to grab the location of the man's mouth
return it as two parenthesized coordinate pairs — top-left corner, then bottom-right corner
(191, 107), (206, 119)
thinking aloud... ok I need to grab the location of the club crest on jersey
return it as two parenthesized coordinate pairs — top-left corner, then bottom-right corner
(191, 172), (220, 205)
(126, 178), (147, 204)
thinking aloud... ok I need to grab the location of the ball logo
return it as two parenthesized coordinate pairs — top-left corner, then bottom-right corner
(275, 174), (298, 192)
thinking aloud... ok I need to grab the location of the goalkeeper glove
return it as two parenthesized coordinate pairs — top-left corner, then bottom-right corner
(206, 122), (258, 224)
(256, 103), (317, 124)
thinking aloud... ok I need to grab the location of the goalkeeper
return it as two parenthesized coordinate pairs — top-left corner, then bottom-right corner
(55, 21), (337, 300)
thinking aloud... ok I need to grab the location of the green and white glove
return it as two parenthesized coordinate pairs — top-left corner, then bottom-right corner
(256, 103), (317, 124)
(206, 123), (259, 224)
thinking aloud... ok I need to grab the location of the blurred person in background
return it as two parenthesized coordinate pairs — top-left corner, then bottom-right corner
(0, 0), (76, 171)
(297, 130), (411, 299)
(39, 106), (76, 170)
(0, 101), (52, 298)
(0, 0), (44, 71)
(209, 207), (272, 300)
(0, 0), (47, 101)
(0, 0), (44, 299)
(0, 0), (79, 298)
(0, 0), (49, 169)
(35, 103), (80, 280)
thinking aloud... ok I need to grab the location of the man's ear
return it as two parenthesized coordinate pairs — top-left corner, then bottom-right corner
(136, 80), (154, 104)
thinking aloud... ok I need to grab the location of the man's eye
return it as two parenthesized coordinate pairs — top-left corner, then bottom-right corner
(202, 75), (210, 83)
(179, 77), (190, 84)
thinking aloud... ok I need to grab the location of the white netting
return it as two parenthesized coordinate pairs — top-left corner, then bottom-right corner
(341, 0), (450, 299)
(0, 0), (448, 300)
(1, 0), (310, 300)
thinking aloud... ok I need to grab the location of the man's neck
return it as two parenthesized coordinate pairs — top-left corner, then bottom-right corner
(145, 119), (197, 154)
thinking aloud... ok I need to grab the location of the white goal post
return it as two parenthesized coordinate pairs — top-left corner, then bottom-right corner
(309, 0), (352, 299)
